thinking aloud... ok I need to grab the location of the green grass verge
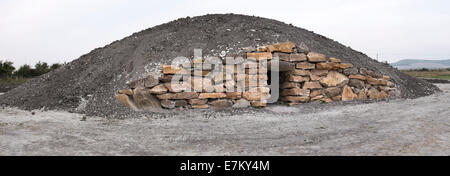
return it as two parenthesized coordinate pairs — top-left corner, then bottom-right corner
(0, 78), (30, 84)
(402, 69), (450, 80)
(431, 75), (450, 80)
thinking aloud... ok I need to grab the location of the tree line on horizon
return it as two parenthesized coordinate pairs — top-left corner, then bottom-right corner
(0, 60), (63, 79)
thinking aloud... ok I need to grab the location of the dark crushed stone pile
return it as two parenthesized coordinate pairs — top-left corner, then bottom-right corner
(0, 14), (440, 117)
(0, 82), (23, 92)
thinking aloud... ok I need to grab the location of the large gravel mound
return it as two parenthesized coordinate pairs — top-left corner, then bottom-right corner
(0, 14), (440, 117)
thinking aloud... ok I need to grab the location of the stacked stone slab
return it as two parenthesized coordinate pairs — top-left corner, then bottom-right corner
(115, 42), (398, 110)
(269, 43), (397, 105)
(116, 54), (271, 110)
(156, 61), (269, 109)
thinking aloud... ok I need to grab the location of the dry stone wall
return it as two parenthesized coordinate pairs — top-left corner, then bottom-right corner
(116, 42), (398, 111)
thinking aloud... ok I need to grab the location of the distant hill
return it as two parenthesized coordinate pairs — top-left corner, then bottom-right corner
(391, 59), (450, 70)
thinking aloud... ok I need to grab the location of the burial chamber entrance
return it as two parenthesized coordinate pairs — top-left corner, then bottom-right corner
(116, 42), (398, 111)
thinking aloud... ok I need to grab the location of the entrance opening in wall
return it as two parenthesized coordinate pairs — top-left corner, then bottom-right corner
(116, 42), (398, 111)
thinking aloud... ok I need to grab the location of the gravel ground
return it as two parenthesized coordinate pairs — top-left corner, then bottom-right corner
(0, 84), (449, 156)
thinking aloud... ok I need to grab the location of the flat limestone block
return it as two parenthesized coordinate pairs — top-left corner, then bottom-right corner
(198, 93), (227, 99)
(247, 52), (272, 61)
(188, 99), (208, 105)
(342, 85), (357, 101)
(226, 92), (242, 100)
(296, 62), (315, 70)
(259, 42), (295, 53)
(303, 81), (323, 90)
(115, 94), (138, 111)
(162, 65), (189, 75)
(288, 75), (310, 83)
(281, 87), (310, 96)
(282, 96), (310, 103)
(250, 101), (267, 107)
(307, 52), (327, 62)
(149, 84), (168, 95)
(243, 91), (270, 101)
(316, 62), (341, 70)
(192, 104), (209, 109)
(320, 71), (349, 87)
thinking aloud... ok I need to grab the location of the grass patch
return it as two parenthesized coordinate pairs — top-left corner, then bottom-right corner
(0, 77), (30, 84)
(402, 68), (450, 80)
(431, 75), (450, 79)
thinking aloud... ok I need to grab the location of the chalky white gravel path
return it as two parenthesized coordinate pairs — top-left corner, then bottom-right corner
(0, 84), (449, 156)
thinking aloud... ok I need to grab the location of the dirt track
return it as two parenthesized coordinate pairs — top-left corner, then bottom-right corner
(0, 84), (449, 156)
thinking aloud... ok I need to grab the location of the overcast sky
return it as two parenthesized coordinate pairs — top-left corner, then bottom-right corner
(1, 0), (449, 67)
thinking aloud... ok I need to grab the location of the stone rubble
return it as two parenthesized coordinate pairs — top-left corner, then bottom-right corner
(116, 42), (398, 110)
